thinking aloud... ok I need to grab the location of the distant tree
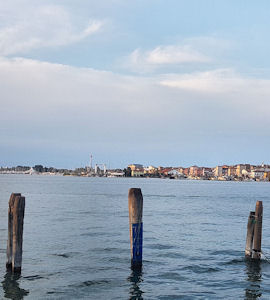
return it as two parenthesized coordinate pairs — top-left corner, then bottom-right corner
(33, 165), (44, 173)
(124, 167), (132, 177)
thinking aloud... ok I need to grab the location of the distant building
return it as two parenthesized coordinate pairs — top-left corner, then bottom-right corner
(236, 164), (245, 177)
(242, 169), (250, 177)
(245, 164), (251, 172)
(144, 165), (157, 174)
(202, 167), (213, 177)
(179, 167), (189, 176)
(250, 169), (265, 180)
(236, 164), (250, 177)
(159, 168), (173, 176)
(189, 166), (203, 177)
(168, 169), (181, 177)
(228, 166), (237, 177)
(131, 168), (144, 177)
(128, 164), (144, 171)
(264, 171), (270, 181)
(178, 167), (184, 174)
(214, 166), (223, 177)
(221, 165), (229, 176)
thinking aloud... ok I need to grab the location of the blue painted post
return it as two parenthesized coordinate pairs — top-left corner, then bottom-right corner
(128, 188), (143, 269)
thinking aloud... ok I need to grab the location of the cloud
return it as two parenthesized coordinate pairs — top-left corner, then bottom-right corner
(125, 44), (210, 73)
(0, 3), (104, 56)
(0, 57), (269, 128)
(1, 57), (270, 167)
(160, 68), (270, 95)
(160, 69), (240, 93)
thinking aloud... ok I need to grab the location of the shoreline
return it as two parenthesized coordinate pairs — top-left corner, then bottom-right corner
(0, 172), (268, 182)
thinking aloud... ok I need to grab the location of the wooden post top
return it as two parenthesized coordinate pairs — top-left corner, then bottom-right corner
(128, 188), (143, 198)
(14, 196), (25, 209)
(128, 188), (143, 224)
(9, 193), (21, 207)
(256, 201), (263, 208)
(255, 201), (263, 216)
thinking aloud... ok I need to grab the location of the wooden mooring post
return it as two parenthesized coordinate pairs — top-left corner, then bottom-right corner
(245, 211), (255, 258)
(253, 201), (263, 259)
(6, 193), (25, 273)
(128, 188), (143, 269)
(245, 201), (263, 260)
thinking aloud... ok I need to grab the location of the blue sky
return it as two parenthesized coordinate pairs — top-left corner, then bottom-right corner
(1, 0), (270, 168)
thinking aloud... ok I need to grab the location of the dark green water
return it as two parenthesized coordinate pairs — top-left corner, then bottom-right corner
(0, 175), (269, 299)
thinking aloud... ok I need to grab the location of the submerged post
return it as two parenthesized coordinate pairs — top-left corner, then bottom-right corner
(253, 201), (263, 259)
(6, 193), (25, 273)
(128, 188), (143, 269)
(245, 211), (255, 258)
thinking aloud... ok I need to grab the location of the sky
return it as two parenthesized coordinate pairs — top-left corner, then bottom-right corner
(1, 0), (270, 168)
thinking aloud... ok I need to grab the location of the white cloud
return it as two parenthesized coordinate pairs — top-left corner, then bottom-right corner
(0, 57), (157, 120)
(1, 57), (270, 167)
(146, 45), (210, 64)
(125, 45), (210, 72)
(160, 69), (270, 95)
(0, 3), (104, 56)
(1, 58), (269, 128)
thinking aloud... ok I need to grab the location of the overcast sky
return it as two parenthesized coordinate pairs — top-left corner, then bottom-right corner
(1, 0), (270, 168)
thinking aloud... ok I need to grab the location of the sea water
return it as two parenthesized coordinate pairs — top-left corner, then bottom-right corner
(0, 175), (269, 299)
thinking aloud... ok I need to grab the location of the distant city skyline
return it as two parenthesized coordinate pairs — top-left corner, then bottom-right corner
(2, 162), (270, 182)
(0, 159), (269, 171)
(1, 1), (270, 168)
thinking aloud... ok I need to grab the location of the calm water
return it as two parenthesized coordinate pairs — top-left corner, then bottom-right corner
(0, 175), (270, 299)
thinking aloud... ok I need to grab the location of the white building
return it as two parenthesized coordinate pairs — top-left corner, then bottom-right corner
(250, 170), (265, 180)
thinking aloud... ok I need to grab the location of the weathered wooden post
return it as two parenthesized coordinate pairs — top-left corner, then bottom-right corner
(245, 211), (255, 258)
(6, 193), (25, 273)
(128, 188), (143, 269)
(253, 201), (263, 259)
(6, 193), (21, 270)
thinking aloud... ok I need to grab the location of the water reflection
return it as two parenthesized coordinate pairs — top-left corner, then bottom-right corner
(128, 267), (144, 300)
(2, 272), (29, 300)
(245, 259), (262, 299)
